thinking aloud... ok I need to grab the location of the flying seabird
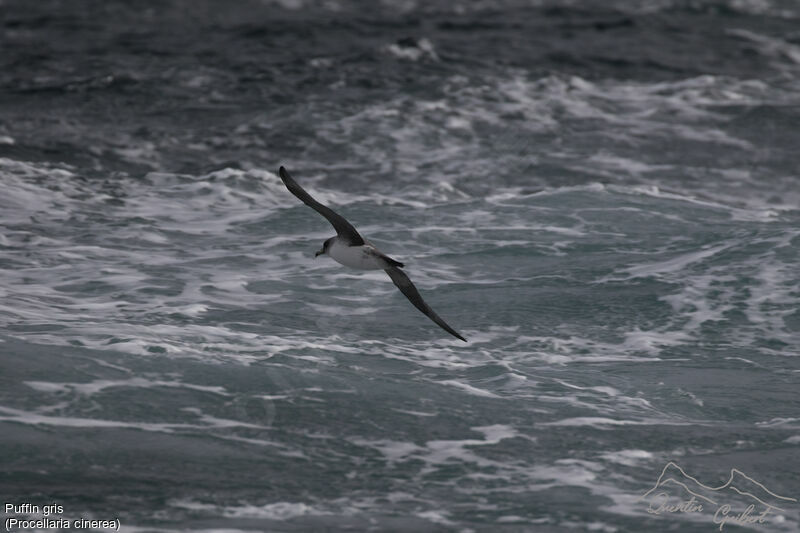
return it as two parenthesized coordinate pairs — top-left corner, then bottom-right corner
(278, 166), (467, 342)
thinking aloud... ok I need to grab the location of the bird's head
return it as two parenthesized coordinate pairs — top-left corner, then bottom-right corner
(315, 237), (334, 258)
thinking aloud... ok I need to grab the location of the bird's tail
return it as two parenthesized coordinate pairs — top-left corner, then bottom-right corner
(385, 257), (404, 268)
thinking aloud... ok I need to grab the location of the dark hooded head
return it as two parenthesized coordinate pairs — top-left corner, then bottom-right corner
(315, 237), (335, 257)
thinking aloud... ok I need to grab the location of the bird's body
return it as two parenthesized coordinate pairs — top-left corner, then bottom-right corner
(277, 166), (466, 342)
(328, 238), (396, 270)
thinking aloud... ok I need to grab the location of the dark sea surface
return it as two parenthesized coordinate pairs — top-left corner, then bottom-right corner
(1, 1), (799, 531)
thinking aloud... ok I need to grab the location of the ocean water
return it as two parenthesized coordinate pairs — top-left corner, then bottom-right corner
(1, 0), (799, 532)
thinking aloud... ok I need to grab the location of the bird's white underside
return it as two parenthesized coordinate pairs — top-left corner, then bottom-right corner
(327, 238), (386, 270)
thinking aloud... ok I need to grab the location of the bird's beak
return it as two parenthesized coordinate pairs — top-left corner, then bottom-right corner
(315, 249), (324, 258)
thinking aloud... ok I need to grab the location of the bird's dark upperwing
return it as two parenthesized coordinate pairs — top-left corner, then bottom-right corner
(279, 166), (365, 246)
(384, 266), (467, 342)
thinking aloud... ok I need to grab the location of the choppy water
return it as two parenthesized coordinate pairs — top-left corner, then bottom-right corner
(2, 1), (800, 532)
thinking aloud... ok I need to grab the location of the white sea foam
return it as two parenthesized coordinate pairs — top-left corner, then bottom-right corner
(385, 38), (438, 62)
(439, 379), (501, 398)
(170, 499), (321, 520)
(24, 378), (230, 396)
(0, 405), (270, 433)
(620, 243), (734, 280)
(540, 417), (684, 429)
(599, 449), (654, 466)
(352, 424), (525, 471)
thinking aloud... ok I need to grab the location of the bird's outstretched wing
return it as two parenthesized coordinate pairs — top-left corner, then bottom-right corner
(279, 166), (365, 246)
(384, 266), (467, 342)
